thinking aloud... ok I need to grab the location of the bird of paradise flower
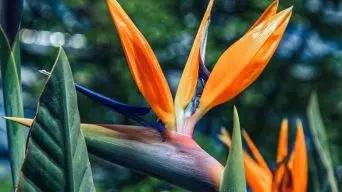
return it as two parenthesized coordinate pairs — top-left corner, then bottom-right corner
(105, 0), (292, 136)
(6, 0), (293, 191)
(219, 119), (307, 192)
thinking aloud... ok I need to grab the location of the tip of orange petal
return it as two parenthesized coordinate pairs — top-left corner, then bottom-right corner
(263, 6), (292, 30)
(248, 0), (279, 32)
(106, 0), (119, 6)
(269, 6), (293, 27)
(276, 118), (289, 164)
(219, 127), (232, 147)
(283, 6), (294, 16)
(106, 0), (119, 12)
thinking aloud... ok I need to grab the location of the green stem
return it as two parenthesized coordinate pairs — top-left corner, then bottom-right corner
(82, 124), (224, 191)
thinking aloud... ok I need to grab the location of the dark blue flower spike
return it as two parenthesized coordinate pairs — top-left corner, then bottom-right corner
(74, 84), (150, 116)
(75, 84), (166, 138)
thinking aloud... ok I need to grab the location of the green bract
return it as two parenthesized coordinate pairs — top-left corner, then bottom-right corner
(220, 107), (246, 192)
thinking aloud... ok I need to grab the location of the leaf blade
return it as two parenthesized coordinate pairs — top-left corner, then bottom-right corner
(307, 93), (338, 192)
(16, 48), (95, 192)
(0, 26), (26, 188)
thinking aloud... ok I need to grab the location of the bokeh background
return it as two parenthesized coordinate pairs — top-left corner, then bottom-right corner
(0, 0), (341, 191)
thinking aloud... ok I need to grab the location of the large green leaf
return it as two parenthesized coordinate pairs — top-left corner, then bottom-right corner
(307, 93), (338, 192)
(16, 48), (95, 191)
(0, 26), (26, 188)
(220, 107), (246, 192)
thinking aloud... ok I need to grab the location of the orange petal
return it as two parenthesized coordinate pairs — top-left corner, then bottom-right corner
(244, 153), (272, 192)
(219, 128), (272, 191)
(107, 0), (175, 129)
(197, 7), (292, 116)
(272, 163), (285, 192)
(289, 120), (308, 192)
(279, 171), (293, 192)
(242, 130), (272, 177)
(175, 0), (214, 134)
(248, 0), (279, 32)
(218, 127), (232, 146)
(276, 119), (288, 164)
(273, 119), (290, 191)
(272, 163), (293, 192)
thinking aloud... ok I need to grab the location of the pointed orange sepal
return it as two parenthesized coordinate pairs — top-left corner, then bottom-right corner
(175, 0), (214, 134)
(276, 119), (289, 164)
(198, 6), (293, 117)
(289, 120), (308, 192)
(248, 0), (279, 32)
(106, 0), (175, 129)
(272, 119), (290, 191)
(218, 127), (232, 146)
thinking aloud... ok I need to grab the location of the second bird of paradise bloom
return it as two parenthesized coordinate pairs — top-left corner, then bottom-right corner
(6, 0), (293, 191)
(219, 119), (308, 192)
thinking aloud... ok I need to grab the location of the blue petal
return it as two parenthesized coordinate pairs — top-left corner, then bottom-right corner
(75, 84), (150, 116)
(75, 84), (166, 138)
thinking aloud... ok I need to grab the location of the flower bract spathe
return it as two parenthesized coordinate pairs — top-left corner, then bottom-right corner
(106, 0), (292, 138)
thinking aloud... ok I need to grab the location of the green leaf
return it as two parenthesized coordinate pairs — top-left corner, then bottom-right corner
(307, 154), (321, 192)
(16, 48), (95, 192)
(0, 26), (26, 188)
(307, 93), (338, 192)
(220, 106), (246, 192)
